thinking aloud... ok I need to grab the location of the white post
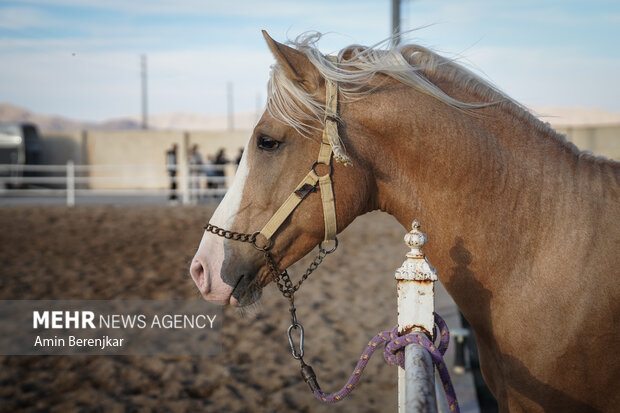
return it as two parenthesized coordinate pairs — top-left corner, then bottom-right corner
(181, 162), (190, 205)
(395, 220), (438, 413)
(225, 162), (236, 188)
(66, 160), (75, 207)
(180, 132), (190, 205)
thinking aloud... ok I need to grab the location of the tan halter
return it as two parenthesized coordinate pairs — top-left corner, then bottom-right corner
(203, 57), (352, 298)
(257, 59), (350, 246)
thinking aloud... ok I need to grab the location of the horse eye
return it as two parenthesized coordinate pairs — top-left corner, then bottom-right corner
(257, 135), (281, 151)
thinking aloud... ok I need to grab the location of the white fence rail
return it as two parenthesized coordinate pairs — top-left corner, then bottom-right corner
(0, 162), (236, 206)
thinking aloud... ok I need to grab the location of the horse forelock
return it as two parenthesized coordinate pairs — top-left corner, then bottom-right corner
(267, 66), (325, 136)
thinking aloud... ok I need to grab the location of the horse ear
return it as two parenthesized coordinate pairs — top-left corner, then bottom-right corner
(262, 30), (320, 93)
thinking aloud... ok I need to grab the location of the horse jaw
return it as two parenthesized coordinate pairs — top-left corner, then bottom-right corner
(190, 143), (250, 307)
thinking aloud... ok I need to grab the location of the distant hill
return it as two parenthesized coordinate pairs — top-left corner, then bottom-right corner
(0, 103), (259, 131)
(147, 111), (259, 131)
(1, 103), (619, 132)
(0, 103), (141, 131)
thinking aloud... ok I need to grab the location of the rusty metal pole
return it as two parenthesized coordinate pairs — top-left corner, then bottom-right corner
(391, 0), (401, 47)
(395, 220), (438, 413)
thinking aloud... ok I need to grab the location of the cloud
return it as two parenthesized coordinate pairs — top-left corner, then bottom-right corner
(17, 0), (385, 20)
(0, 46), (276, 120)
(0, 6), (60, 30)
(468, 45), (620, 110)
(2, 0), (619, 119)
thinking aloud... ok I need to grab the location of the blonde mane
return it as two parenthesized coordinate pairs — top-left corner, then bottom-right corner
(266, 32), (555, 139)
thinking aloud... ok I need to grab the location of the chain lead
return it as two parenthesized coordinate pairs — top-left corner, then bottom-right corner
(204, 222), (328, 392)
(225, 228), (339, 298)
(203, 222), (337, 305)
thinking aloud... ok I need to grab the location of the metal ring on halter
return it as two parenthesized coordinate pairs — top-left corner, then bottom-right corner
(251, 231), (274, 251)
(319, 237), (338, 254)
(311, 161), (333, 178)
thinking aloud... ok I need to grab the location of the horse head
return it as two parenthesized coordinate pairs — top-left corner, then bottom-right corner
(190, 31), (375, 306)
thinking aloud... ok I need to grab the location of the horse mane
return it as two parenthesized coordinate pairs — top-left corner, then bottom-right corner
(266, 32), (616, 165)
(267, 32), (518, 132)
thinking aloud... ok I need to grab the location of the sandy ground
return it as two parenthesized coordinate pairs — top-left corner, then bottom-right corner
(0, 205), (457, 412)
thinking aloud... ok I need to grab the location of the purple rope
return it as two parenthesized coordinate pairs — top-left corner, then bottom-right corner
(313, 313), (459, 412)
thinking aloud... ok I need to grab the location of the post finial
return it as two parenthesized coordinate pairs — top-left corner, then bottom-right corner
(404, 219), (427, 258)
(395, 219), (437, 281)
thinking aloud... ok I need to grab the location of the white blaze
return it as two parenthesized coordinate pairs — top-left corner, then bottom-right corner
(209, 140), (251, 230)
(192, 139), (251, 304)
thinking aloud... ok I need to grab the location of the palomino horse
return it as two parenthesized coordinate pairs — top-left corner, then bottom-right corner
(191, 31), (619, 412)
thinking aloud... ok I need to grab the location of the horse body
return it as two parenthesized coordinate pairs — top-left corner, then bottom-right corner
(191, 32), (619, 412)
(360, 78), (620, 411)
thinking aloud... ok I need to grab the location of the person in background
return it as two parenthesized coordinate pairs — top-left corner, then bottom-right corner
(235, 148), (244, 165)
(166, 143), (178, 202)
(205, 154), (217, 191)
(188, 144), (203, 203)
(213, 148), (228, 189)
(214, 148), (228, 167)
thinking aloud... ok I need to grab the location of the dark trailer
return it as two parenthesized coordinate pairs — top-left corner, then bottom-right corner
(0, 123), (42, 187)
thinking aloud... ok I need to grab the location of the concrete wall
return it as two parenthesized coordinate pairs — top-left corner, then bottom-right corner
(38, 130), (85, 165)
(189, 130), (250, 163)
(555, 124), (620, 161)
(37, 124), (618, 190)
(39, 129), (250, 189)
(85, 130), (182, 189)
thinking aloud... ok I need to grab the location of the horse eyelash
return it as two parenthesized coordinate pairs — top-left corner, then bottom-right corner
(257, 135), (281, 151)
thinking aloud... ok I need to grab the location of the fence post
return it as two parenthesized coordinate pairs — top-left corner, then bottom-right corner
(180, 132), (190, 205)
(225, 162), (236, 189)
(395, 220), (438, 413)
(66, 160), (75, 207)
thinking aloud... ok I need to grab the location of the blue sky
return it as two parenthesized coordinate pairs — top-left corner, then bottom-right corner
(1, 0), (619, 121)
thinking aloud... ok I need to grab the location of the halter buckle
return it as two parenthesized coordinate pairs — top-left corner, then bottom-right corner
(294, 183), (317, 200)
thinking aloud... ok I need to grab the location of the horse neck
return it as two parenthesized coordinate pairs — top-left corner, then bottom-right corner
(370, 88), (576, 219)
(363, 85), (586, 327)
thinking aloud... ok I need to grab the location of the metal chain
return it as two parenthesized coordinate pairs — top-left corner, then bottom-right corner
(203, 223), (257, 243)
(263, 247), (329, 298)
(204, 221), (337, 392)
(203, 223), (337, 299)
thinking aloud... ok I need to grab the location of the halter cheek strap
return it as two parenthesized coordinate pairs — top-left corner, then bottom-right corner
(258, 169), (322, 240)
(258, 59), (347, 243)
(317, 73), (340, 241)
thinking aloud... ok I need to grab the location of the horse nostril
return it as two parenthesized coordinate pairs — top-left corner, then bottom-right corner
(190, 259), (206, 290)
